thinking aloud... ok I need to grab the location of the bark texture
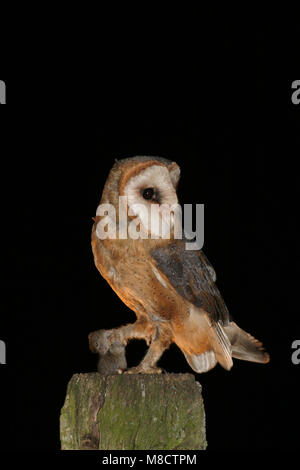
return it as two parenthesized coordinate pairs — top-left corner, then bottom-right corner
(60, 373), (207, 450)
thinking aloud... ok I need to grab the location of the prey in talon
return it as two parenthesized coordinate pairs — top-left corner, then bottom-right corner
(89, 329), (127, 375)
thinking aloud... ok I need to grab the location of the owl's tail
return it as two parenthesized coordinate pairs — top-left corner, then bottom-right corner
(224, 321), (270, 364)
(174, 309), (269, 374)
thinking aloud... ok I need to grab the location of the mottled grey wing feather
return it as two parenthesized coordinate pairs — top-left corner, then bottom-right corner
(151, 242), (230, 325)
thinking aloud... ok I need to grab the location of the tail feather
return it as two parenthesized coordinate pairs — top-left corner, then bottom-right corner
(224, 321), (270, 364)
(173, 308), (234, 372)
(212, 321), (233, 370)
(183, 350), (217, 373)
(174, 306), (269, 374)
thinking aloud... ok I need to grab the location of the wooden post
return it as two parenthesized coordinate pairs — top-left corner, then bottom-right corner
(60, 373), (207, 450)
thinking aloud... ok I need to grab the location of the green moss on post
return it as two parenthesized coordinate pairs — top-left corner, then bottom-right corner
(60, 373), (207, 450)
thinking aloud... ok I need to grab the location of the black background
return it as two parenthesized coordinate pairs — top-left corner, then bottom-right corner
(0, 46), (299, 451)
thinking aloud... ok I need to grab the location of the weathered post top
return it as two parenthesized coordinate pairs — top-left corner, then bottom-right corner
(60, 373), (207, 450)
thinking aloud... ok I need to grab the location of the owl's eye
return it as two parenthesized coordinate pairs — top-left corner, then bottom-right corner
(142, 187), (154, 200)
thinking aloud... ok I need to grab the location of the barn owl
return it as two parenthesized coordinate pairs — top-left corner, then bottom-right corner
(90, 156), (269, 374)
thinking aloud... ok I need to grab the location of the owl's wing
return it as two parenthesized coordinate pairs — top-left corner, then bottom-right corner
(151, 241), (229, 325)
(151, 241), (233, 371)
(151, 241), (269, 373)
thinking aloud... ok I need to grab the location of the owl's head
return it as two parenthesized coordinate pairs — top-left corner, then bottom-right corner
(100, 156), (181, 239)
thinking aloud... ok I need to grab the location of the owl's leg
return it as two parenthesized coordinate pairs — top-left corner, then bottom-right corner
(110, 318), (156, 346)
(125, 325), (173, 374)
(89, 317), (155, 356)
